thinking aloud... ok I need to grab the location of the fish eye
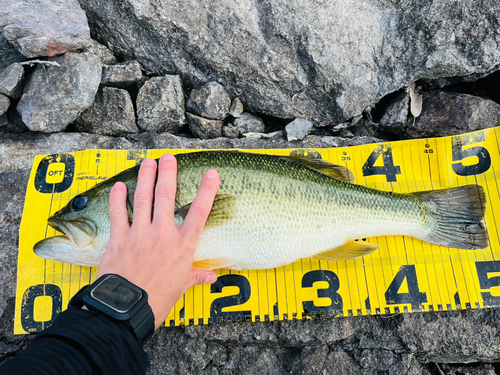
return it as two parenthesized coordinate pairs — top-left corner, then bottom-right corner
(72, 195), (88, 211)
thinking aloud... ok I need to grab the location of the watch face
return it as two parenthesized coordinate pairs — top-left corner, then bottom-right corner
(91, 276), (142, 313)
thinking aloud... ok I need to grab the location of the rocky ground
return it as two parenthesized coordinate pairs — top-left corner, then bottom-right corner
(1, 0), (500, 373)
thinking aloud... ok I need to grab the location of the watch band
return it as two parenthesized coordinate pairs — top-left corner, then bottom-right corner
(69, 274), (155, 346)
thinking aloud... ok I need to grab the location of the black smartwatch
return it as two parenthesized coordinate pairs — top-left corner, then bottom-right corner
(69, 274), (155, 346)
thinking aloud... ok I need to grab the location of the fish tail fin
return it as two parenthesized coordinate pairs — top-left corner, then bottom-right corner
(415, 185), (488, 250)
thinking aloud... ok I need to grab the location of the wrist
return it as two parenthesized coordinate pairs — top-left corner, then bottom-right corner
(69, 274), (155, 346)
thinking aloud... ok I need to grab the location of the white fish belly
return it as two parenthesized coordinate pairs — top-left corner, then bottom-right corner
(194, 193), (345, 269)
(182, 167), (430, 270)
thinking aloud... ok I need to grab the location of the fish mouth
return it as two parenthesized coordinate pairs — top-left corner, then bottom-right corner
(33, 218), (101, 267)
(47, 217), (97, 249)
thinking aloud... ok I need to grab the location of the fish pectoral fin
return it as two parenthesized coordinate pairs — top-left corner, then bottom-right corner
(192, 258), (239, 270)
(282, 155), (355, 183)
(126, 194), (134, 224)
(312, 241), (379, 261)
(175, 194), (236, 228)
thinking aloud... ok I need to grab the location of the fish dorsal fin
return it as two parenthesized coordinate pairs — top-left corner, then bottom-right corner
(312, 240), (378, 261)
(282, 155), (355, 182)
(175, 194), (236, 228)
(192, 257), (239, 270)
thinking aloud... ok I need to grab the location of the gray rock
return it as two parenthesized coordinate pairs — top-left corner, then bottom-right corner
(2, 126), (500, 374)
(233, 112), (265, 135)
(222, 124), (240, 139)
(0, 113), (7, 126)
(3, 130), (500, 372)
(78, 0), (500, 125)
(0, 33), (25, 69)
(74, 86), (138, 136)
(85, 39), (117, 65)
(0, 63), (25, 99)
(285, 118), (313, 141)
(17, 51), (101, 132)
(5, 108), (28, 133)
(186, 112), (223, 139)
(0, 0), (90, 58)
(136, 75), (186, 133)
(101, 60), (142, 88)
(0, 95), (9, 116)
(229, 97), (244, 118)
(404, 92), (500, 139)
(186, 82), (230, 120)
(379, 92), (410, 130)
(439, 363), (496, 375)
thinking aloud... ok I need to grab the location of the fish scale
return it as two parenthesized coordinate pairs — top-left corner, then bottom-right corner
(34, 151), (488, 269)
(174, 152), (442, 269)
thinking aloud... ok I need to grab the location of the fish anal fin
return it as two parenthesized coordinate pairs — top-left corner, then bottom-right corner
(312, 241), (379, 261)
(175, 194), (236, 228)
(282, 155), (355, 182)
(192, 258), (239, 270)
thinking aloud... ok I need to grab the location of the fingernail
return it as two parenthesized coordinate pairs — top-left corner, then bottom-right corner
(204, 273), (217, 284)
(161, 153), (175, 161)
(206, 170), (217, 179)
(143, 159), (155, 167)
(113, 182), (124, 190)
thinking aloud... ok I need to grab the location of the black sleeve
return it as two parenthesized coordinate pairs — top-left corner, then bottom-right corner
(1, 306), (148, 375)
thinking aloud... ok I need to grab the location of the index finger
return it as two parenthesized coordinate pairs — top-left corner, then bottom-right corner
(179, 169), (219, 248)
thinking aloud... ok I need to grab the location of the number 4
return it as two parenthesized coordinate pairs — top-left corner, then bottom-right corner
(362, 144), (401, 182)
(385, 265), (427, 309)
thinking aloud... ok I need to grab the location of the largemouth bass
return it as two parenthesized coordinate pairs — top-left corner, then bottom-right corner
(34, 151), (488, 270)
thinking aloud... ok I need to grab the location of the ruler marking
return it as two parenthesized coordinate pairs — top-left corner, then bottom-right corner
(392, 142), (408, 264)
(418, 139), (438, 309)
(409, 142), (432, 309)
(17, 129), (500, 333)
(342, 259), (354, 316)
(265, 268), (270, 320)
(398, 140), (413, 273)
(352, 258), (363, 315)
(442, 141), (472, 308)
(475, 174), (495, 262)
(458, 173), (482, 308)
(256, 269), (261, 320)
(427, 139), (447, 308)
(433, 137), (456, 307)
(267, 268), (274, 320)
(349, 149), (371, 313)
(489, 164), (500, 256)
(461, 172), (483, 308)
(274, 268), (280, 319)
(372, 236), (385, 312)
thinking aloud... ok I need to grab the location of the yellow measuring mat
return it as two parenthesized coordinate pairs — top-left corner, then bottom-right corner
(14, 127), (500, 334)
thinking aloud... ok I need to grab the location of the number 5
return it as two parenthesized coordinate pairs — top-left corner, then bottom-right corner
(451, 132), (491, 176)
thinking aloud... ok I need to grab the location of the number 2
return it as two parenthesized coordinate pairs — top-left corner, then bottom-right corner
(209, 275), (252, 323)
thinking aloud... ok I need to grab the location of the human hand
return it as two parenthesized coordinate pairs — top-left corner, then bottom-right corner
(97, 154), (219, 329)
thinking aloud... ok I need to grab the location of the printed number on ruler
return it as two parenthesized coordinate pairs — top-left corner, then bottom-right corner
(20, 284), (62, 332)
(209, 275), (252, 323)
(451, 132), (491, 176)
(362, 144), (401, 182)
(384, 265), (427, 310)
(34, 153), (75, 194)
(302, 270), (343, 317)
(476, 261), (500, 306)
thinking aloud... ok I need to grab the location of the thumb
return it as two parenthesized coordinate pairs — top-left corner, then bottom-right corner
(183, 269), (218, 294)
